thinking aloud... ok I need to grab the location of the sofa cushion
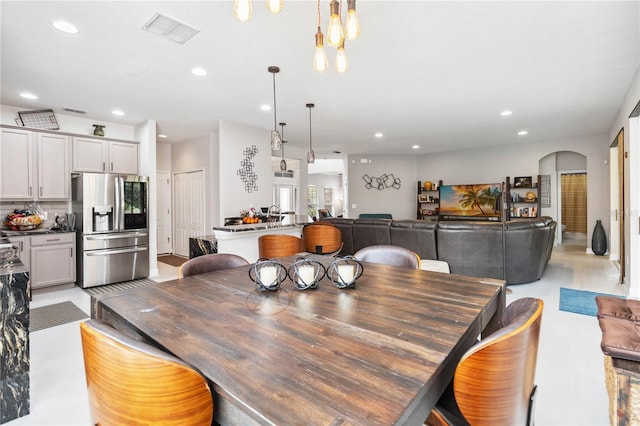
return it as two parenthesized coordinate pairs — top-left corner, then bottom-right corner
(390, 220), (438, 260)
(352, 219), (392, 253)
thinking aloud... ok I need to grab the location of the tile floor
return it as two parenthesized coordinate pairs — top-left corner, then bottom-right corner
(7, 237), (622, 426)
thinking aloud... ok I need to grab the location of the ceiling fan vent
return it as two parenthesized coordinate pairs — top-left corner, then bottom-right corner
(142, 13), (199, 45)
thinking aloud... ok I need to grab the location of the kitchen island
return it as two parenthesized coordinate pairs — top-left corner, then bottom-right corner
(0, 243), (30, 424)
(212, 216), (309, 262)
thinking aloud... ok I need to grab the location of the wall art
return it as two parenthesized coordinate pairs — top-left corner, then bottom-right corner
(237, 145), (259, 193)
(362, 173), (401, 190)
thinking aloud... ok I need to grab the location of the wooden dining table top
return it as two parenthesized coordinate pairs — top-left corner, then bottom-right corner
(93, 255), (505, 426)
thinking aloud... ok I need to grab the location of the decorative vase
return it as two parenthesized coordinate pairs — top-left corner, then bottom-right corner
(423, 181), (432, 191)
(592, 220), (607, 256)
(93, 124), (105, 137)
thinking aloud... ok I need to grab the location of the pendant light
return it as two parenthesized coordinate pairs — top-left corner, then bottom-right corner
(344, 0), (360, 40)
(266, 0), (283, 14)
(326, 0), (344, 48)
(335, 41), (348, 73)
(306, 103), (316, 163)
(234, 0), (252, 22)
(313, 0), (328, 73)
(268, 66), (282, 150)
(279, 122), (287, 171)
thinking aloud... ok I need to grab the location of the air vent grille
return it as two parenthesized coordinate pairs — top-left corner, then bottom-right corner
(63, 107), (86, 114)
(142, 13), (199, 45)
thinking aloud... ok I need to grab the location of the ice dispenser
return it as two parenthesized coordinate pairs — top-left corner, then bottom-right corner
(92, 206), (113, 232)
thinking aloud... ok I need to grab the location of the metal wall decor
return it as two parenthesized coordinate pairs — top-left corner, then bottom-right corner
(236, 145), (259, 192)
(362, 173), (401, 190)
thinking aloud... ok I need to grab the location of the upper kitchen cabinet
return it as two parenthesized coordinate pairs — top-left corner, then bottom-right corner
(0, 127), (70, 200)
(72, 137), (138, 175)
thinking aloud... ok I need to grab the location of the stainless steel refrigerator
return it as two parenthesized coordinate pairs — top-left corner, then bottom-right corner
(72, 173), (149, 288)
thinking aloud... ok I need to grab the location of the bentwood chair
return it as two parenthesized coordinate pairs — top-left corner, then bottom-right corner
(354, 244), (421, 269)
(179, 253), (249, 278)
(80, 319), (213, 426)
(302, 223), (343, 255)
(425, 297), (544, 426)
(258, 234), (303, 259)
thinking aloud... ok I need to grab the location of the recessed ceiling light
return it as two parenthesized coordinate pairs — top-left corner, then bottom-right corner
(112, 110), (125, 116)
(500, 110), (513, 116)
(158, 134), (167, 138)
(20, 92), (38, 100)
(374, 132), (383, 138)
(518, 130), (528, 136)
(191, 67), (207, 77)
(260, 105), (272, 111)
(412, 145), (420, 149)
(52, 21), (78, 34)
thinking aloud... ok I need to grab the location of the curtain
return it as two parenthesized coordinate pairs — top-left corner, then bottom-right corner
(561, 173), (587, 233)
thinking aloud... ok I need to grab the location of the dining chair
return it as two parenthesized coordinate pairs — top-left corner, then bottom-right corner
(258, 234), (303, 259)
(425, 297), (544, 426)
(80, 319), (213, 426)
(301, 223), (343, 255)
(354, 244), (421, 269)
(179, 253), (249, 278)
(420, 259), (451, 273)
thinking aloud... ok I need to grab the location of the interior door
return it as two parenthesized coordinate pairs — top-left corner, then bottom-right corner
(156, 171), (172, 254)
(173, 170), (205, 257)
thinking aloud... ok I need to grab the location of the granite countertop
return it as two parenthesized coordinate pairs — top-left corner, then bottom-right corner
(213, 216), (310, 233)
(1, 228), (76, 237)
(0, 246), (27, 273)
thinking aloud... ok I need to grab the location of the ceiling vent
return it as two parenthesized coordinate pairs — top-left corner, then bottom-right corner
(63, 107), (86, 114)
(142, 13), (199, 45)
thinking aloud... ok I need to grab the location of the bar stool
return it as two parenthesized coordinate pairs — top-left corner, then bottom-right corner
(258, 234), (303, 259)
(302, 223), (343, 255)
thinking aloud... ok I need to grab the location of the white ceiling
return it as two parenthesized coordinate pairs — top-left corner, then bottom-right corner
(1, 1), (638, 158)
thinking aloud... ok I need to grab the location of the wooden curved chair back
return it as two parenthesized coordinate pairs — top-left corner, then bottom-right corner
(258, 234), (303, 259)
(454, 297), (543, 425)
(354, 244), (421, 269)
(179, 253), (249, 278)
(302, 223), (343, 255)
(80, 320), (213, 426)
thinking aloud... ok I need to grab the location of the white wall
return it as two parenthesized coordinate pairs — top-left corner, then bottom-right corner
(218, 120), (272, 225)
(157, 142), (172, 172)
(607, 69), (640, 294)
(347, 154), (417, 219)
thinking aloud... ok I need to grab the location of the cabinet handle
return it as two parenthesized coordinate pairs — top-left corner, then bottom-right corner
(39, 186), (42, 196)
(46, 238), (61, 242)
(29, 186), (32, 196)
(70, 248), (73, 257)
(19, 241), (23, 252)
(102, 162), (106, 171)
(111, 162), (114, 172)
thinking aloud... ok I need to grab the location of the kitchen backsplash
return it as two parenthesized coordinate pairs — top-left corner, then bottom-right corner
(1, 201), (72, 229)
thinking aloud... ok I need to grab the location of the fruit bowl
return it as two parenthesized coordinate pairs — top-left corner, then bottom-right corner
(4, 214), (42, 231)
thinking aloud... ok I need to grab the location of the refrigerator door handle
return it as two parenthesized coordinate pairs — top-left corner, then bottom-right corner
(85, 232), (148, 241)
(114, 175), (124, 231)
(85, 246), (148, 256)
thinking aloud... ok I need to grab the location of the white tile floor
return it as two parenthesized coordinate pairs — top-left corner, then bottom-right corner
(7, 238), (622, 425)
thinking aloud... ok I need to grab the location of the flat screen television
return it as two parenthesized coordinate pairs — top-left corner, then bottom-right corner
(438, 183), (502, 218)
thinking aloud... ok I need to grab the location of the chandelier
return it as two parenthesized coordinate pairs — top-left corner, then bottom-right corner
(234, 0), (360, 73)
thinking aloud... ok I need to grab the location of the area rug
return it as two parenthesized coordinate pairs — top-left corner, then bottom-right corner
(31, 301), (88, 332)
(158, 255), (188, 267)
(559, 287), (624, 317)
(83, 278), (157, 296)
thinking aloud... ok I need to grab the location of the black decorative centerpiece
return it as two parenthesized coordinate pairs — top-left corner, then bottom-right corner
(327, 256), (364, 289)
(249, 259), (287, 291)
(288, 257), (326, 291)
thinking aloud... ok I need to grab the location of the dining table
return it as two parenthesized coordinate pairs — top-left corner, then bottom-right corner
(91, 254), (505, 426)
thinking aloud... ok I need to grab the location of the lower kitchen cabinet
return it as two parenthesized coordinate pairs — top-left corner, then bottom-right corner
(30, 233), (76, 289)
(9, 235), (30, 269)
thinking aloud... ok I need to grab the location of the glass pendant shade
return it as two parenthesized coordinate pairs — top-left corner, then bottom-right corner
(280, 158), (287, 171)
(335, 43), (348, 73)
(269, 66), (282, 150)
(345, 0), (360, 40)
(306, 103), (315, 164)
(313, 28), (328, 73)
(279, 123), (287, 170)
(234, 0), (253, 22)
(326, 0), (344, 48)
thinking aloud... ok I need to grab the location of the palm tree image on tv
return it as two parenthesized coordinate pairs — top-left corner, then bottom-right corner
(439, 184), (501, 217)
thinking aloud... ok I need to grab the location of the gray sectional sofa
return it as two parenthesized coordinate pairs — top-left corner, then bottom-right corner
(321, 217), (556, 285)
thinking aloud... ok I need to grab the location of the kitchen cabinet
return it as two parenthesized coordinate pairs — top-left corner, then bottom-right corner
(0, 128), (70, 200)
(72, 137), (139, 174)
(30, 233), (75, 289)
(8, 235), (30, 269)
